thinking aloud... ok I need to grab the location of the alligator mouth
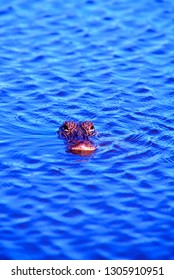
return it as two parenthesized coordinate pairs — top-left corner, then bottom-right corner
(68, 140), (97, 155)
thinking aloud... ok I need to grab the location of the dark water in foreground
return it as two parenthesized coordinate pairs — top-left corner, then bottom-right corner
(1, 0), (174, 259)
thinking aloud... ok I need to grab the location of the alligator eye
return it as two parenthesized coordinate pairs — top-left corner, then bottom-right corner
(63, 124), (69, 131)
(90, 125), (94, 130)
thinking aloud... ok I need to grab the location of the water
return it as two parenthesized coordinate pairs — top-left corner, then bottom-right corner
(1, 0), (174, 259)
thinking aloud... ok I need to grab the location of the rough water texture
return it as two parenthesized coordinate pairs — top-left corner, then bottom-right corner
(1, 0), (174, 259)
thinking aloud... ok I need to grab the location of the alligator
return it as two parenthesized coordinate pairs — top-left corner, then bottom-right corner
(58, 121), (97, 155)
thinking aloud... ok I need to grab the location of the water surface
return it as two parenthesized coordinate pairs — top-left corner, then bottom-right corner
(1, 0), (174, 259)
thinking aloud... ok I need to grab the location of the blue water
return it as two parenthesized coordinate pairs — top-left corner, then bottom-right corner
(1, 0), (174, 260)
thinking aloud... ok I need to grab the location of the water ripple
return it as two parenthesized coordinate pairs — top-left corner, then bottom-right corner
(1, 0), (174, 260)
